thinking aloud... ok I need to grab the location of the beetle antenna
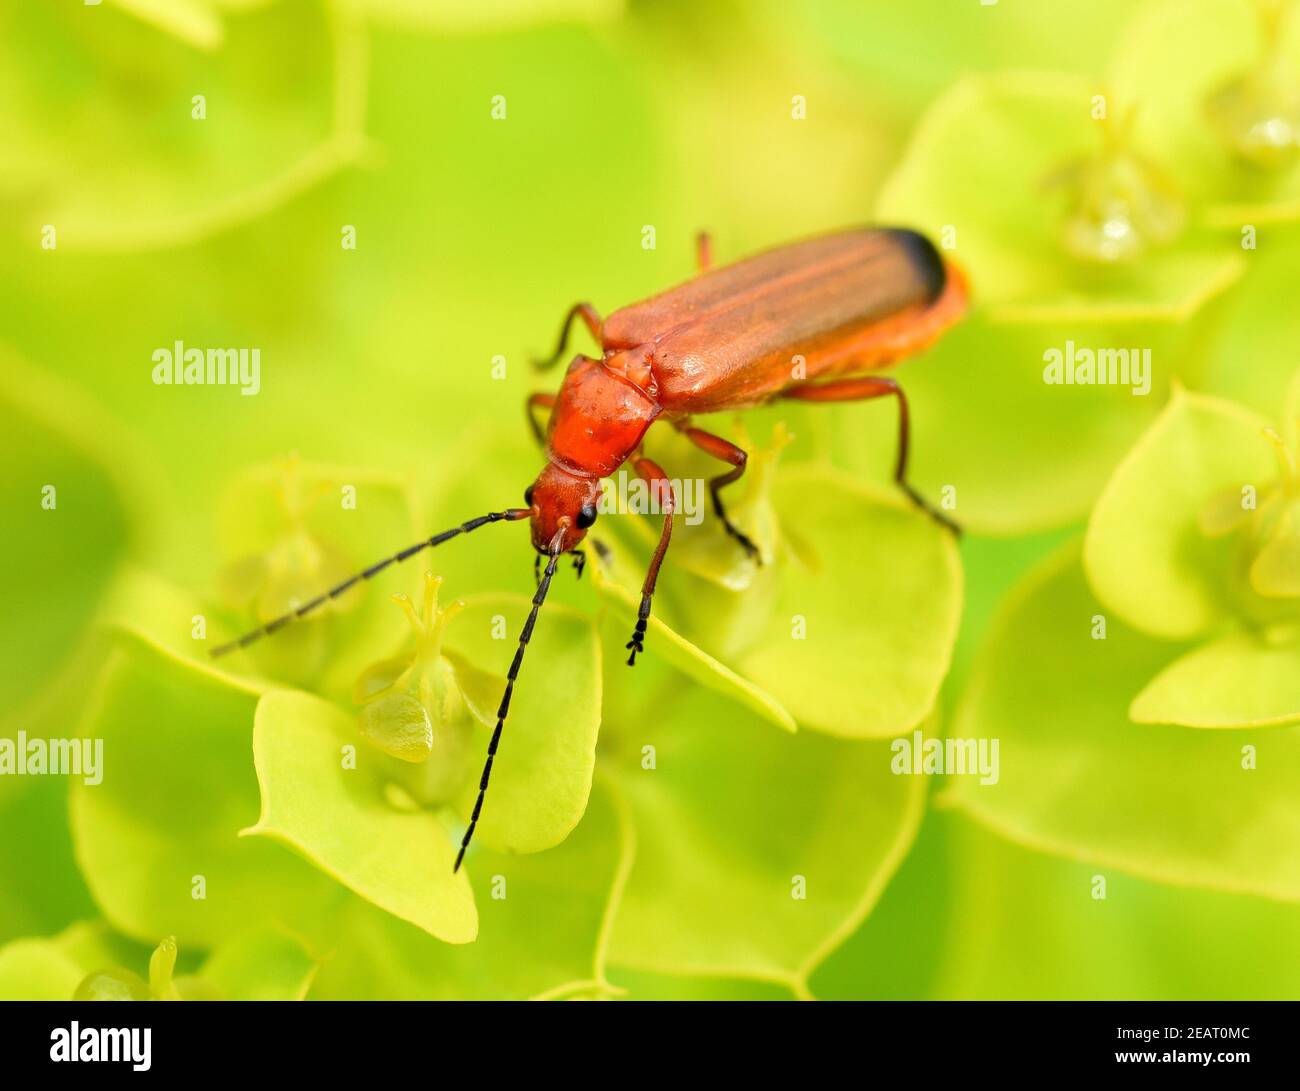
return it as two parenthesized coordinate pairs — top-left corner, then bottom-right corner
(454, 536), (563, 872)
(209, 507), (530, 658)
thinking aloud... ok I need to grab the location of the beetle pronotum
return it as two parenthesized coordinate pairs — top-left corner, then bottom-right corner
(212, 226), (969, 870)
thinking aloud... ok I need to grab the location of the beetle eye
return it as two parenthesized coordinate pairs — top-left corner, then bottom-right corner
(575, 502), (597, 529)
(524, 485), (535, 506)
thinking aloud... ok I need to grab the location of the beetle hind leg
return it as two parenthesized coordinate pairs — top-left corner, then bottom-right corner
(898, 479), (960, 535)
(781, 376), (960, 535)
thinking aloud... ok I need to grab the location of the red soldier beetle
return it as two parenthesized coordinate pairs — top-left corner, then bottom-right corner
(212, 226), (969, 871)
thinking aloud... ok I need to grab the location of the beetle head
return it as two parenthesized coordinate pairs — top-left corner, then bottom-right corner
(525, 463), (600, 554)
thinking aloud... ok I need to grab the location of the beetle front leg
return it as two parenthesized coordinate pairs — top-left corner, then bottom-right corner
(781, 376), (960, 534)
(532, 302), (603, 371)
(625, 455), (676, 666)
(676, 424), (760, 560)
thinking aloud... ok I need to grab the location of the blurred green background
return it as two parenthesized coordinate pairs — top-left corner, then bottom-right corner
(3, 0), (1300, 1000)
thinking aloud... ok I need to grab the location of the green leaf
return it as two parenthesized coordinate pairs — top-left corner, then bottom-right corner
(1111, 0), (1300, 225)
(876, 71), (1244, 319)
(309, 781), (627, 999)
(110, 0), (232, 50)
(1201, 247), (1300, 418)
(51, 921), (151, 978)
(246, 689), (477, 944)
(1084, 388), (1279, 639)
(937, 812), (1300, 999)
(214, 457), (421, 697)
(0, 772), (96, 945)
(774, 0), (1139, 119)
(360, 0), (623, 33)
(1287, 363), (1300, 451)
(1251, 517), (1300, 597)
(1132, 629), (1300, 728)
(605, 966), (794, 1000)
(96, 567), (292, 702)
(443, 595), (602, 856)
(735, 465), (962, 738)
(0, 352), (132, 717)
(0, 938), (85, 1001)
(605, 687), (926, 988)
(0, 921), (173, 1001)
(3, 919), (312, 1001)
(70, 630), (333, 947)
(948, 539), (1300, 901)
(200, 925), (319, 1001)
(2, 2), (353, 250)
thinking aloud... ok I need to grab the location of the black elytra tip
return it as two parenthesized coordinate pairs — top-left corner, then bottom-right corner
(888, 227), (947, 305)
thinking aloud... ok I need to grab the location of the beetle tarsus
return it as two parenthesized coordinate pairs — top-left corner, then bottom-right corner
(722, 520), (762, 563)
(625, 602), (650, 666)
(571, 550), (586, 579)
(625, 620), (647, 666)
(901, 482), (962, 538)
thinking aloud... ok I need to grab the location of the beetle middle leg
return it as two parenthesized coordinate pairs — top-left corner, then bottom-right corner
(781, 376), (960, 534)
(532, 302), (603, 371)
(675, 423), (761, 560)
(625, 455), (676, 666)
